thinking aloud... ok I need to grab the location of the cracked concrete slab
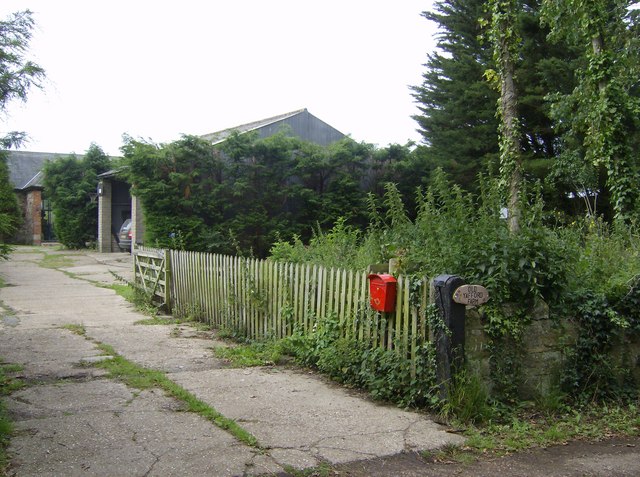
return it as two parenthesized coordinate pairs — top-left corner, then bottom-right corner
(0, 327), (109, 382)
(1, 247), (464, 476)
(170, 367), (464, 466)
(6, 383), (260, 477)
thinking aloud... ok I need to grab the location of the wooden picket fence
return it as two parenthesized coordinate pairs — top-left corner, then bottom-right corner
(166, 250), (431, 362)
(133, 248), (434, 369)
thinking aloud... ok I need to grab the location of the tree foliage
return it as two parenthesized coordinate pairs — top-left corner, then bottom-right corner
(121, 133), (418, 257)
(0, 151), (21, 258)
(412, 0), (587, 216)
(43, 144), (111, 248)
(411, 0), (499, 191)
(0, 10), (45, 116)
(0, 9), (44, 258)
(541, 0), (640, 220)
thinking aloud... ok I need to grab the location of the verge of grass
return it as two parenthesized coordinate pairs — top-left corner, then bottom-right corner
(134, 317), (178, 326)
(0, 361), (25, 473)
(109, 283), (159, 317)
(423, 402), (640, 464)
(91, 342), (260, 449)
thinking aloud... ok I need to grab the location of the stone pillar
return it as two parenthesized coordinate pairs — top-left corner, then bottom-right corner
(98, 180), (112, 253)
(131, 194), (144, 248)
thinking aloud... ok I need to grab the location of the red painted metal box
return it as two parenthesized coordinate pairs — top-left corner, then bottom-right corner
(367, 273), (397, 313)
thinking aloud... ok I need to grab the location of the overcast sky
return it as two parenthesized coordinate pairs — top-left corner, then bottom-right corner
(1, 1), (438, 156)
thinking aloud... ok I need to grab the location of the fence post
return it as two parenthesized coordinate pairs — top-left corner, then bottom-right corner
(164, 249), (172, 313)
(431, 274), (466, 401)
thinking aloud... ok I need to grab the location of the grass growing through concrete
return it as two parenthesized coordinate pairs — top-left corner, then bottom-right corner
(59, 321), (260, 449)
(212, 341), (285, 367)
(90, 342), (260, 449)
(60, 324), (86, 336)
(0, 361), (25, 474)
(38, 253), (75, 269)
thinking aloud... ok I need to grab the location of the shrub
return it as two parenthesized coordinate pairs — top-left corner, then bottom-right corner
(43, 144), (111, 248)
(270, 170), (640, 405)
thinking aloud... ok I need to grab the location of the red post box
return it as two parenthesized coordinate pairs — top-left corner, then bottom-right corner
(367, 273), (397, 313)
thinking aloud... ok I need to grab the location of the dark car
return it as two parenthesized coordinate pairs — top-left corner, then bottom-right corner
(118, 219), (132, 251)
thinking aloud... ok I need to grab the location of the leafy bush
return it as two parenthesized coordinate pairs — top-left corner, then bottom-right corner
(121, 132), (430, 257)
(0, 152), (21, 258)
(43, 144), (111, 248)
(281, 314), (440, 409)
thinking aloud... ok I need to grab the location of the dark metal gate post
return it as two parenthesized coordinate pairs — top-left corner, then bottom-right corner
(432, 274), (466, 401)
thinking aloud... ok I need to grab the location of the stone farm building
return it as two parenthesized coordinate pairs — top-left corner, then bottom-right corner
(5, 151), (64, 245)
(3, 109), (344, 249)
(1, 109), (341, 248)
(3, 109), (343, 249)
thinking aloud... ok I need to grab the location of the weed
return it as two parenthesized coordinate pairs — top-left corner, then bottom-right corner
(212, 342), (284, 367)
(440, 369), (492, 424)
(60, 324), (86, 336)
(0, 361), (25, 472)
(0, 363), (24, 397)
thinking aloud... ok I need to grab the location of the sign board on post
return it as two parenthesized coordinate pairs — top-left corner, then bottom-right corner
(452, 285), (489, 306)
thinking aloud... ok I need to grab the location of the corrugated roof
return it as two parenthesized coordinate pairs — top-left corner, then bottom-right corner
(200, 108), (308, 144)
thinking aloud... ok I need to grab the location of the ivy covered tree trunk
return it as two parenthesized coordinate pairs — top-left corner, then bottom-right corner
(486, 0), (523, 233)
(500, 41), (522, 233)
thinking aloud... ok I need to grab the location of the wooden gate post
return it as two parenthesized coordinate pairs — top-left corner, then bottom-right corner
(163, 248), (172, 312)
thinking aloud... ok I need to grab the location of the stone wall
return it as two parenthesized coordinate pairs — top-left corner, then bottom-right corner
(465, 303), (640, 399)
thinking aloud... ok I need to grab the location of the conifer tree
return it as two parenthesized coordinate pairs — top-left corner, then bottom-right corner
(43, 144), (111, 248)
(412, 0), (579, 203)
(411, 0), (499, 191)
